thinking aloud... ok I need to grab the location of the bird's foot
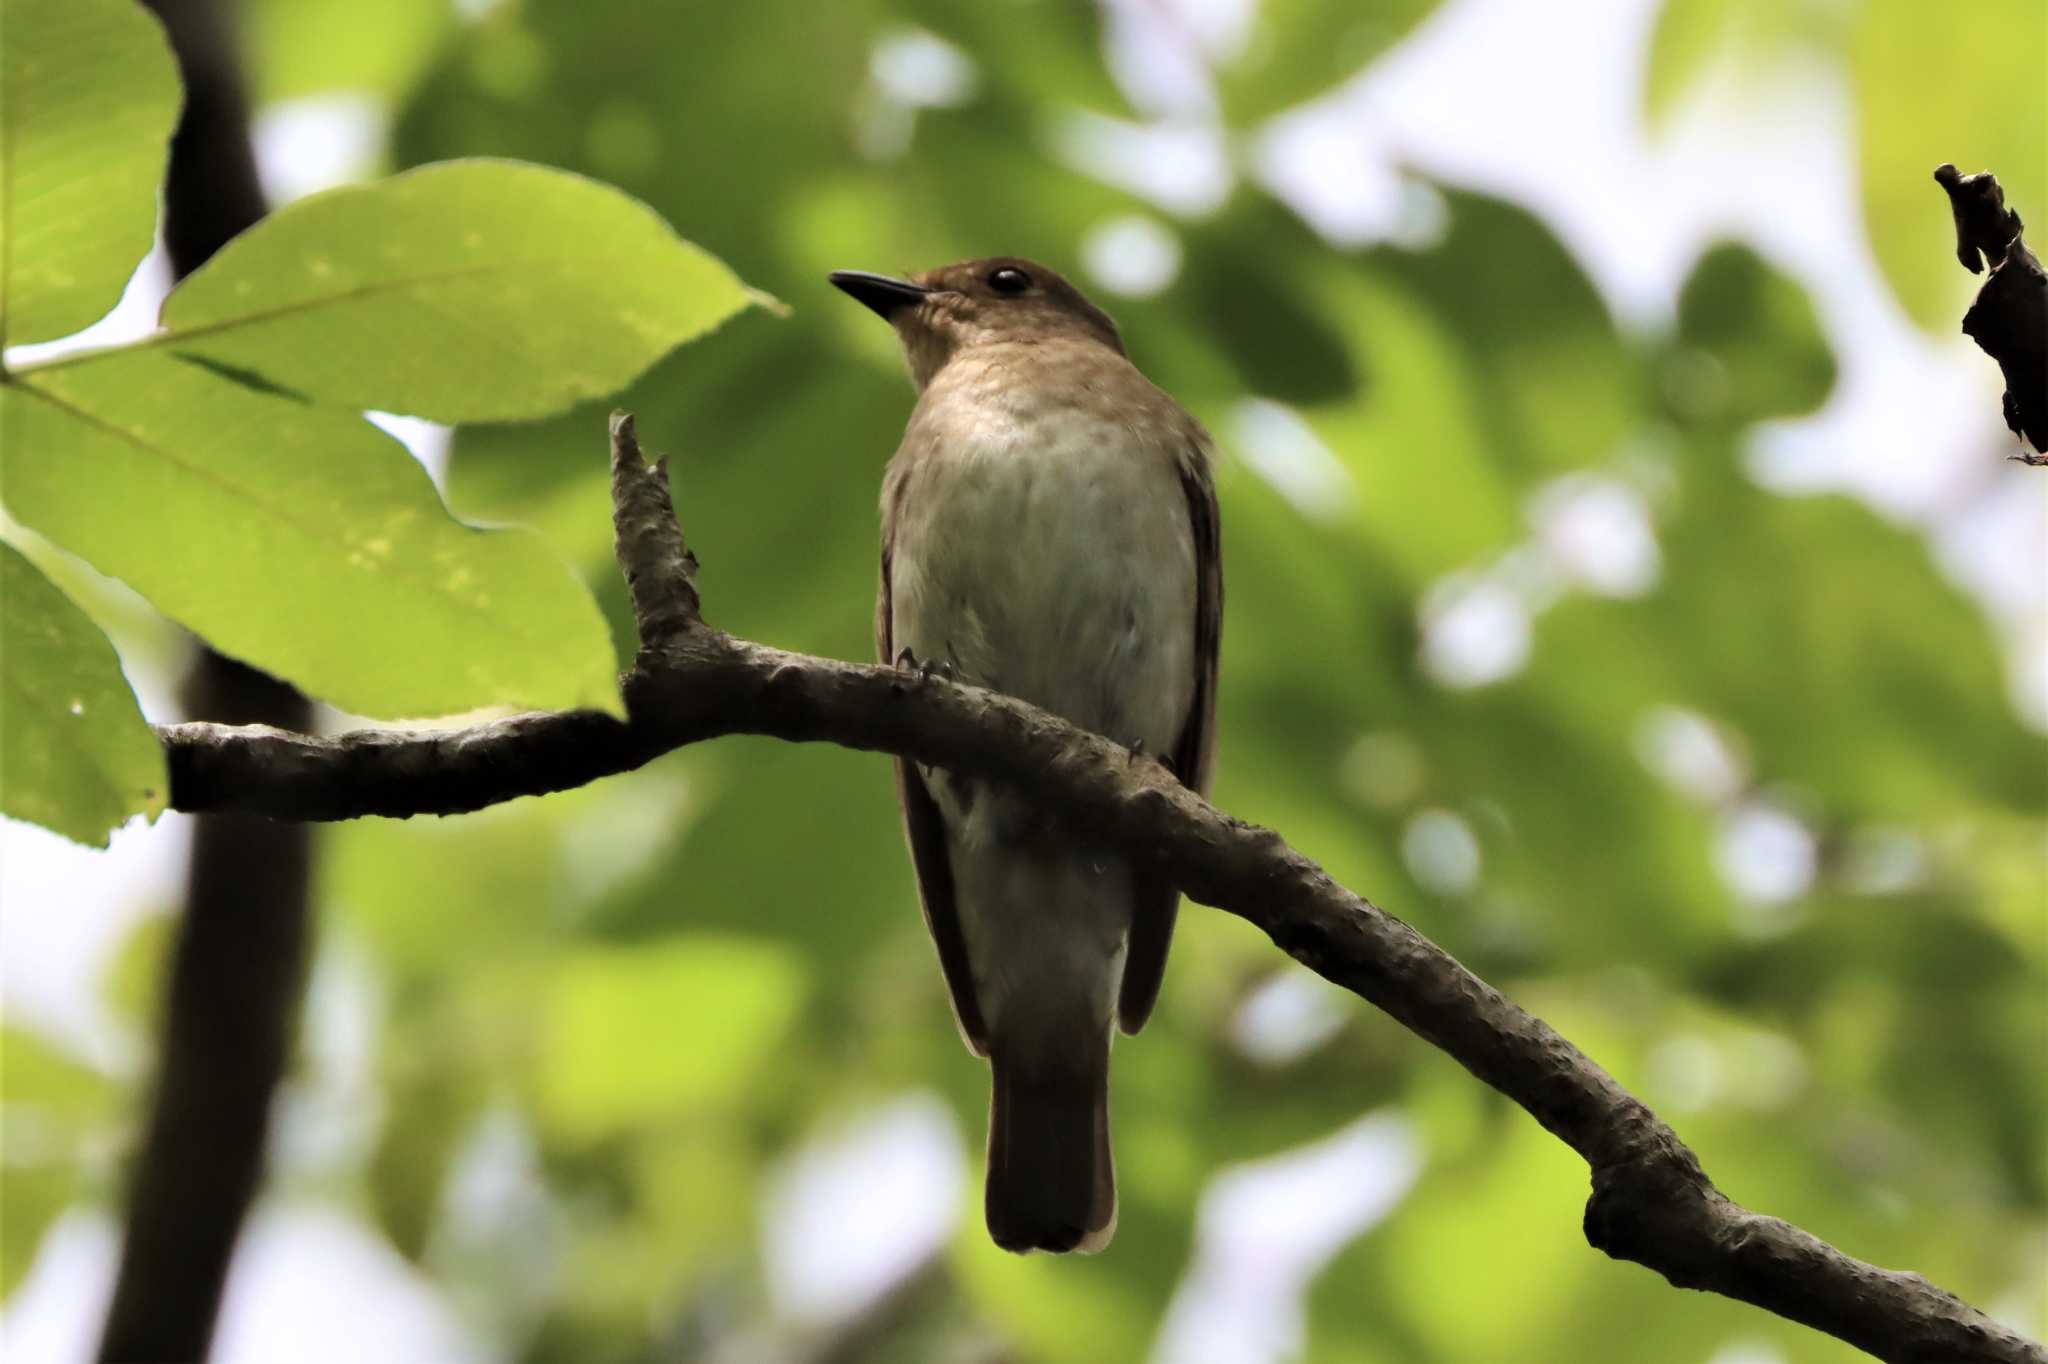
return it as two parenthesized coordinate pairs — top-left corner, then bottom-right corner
(893, 647), (956, 684)
(1123, 737), (1180, 779)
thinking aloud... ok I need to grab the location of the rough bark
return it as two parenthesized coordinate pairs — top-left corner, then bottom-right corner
(1936, 163), (2046, 459)
(154, 413), (2043, 1364)
(97, 3), (314, 1361)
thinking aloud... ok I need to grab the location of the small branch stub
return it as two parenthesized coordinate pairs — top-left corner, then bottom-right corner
(1935, 164), (2047, 459)
(609, 410), (705, 640)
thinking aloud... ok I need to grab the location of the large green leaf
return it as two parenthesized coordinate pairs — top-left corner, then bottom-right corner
(1852, 0), (2046, 331)
(1, 349), (620, 717)
(110, 159), (769, 424)
(0, 540), (163, 845)
(0, 0), (180, 348)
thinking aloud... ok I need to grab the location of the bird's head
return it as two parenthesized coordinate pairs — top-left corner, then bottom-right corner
(830, 257), (1124, 389)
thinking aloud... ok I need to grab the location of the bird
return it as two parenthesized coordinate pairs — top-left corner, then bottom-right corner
(830, 257), (1222, 1253)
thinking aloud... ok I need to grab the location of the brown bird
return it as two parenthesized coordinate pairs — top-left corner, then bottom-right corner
(831, 258), (1222, 1253)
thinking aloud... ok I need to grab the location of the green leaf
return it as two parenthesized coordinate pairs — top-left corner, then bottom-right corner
(1642, 0), (1734, 125)
(952, 1225), (1159, 1364)
(101, 909), (172, 1027)
(536, 934), (809, 1142)
(391, 4), (885, 292)
(1216, 0), (1439, 124)
(0, 540), (164, 844)
(1383, 189), (1639, 477)
(1, 1163), (72, 1301)
(1636, 0), (2031, 335)
(245, 0), (453, 105)
(1641, 0), (1845, 130)
(1643, 487), (2043, 820)
(896, 0), (1127, 116)
(369, 1058), (487, 1260)
(1852, 0), (2046, 331)
(0, 1023), (113, 1124)
(1, 349), (620, 718)
(0, 0), (181, 348)
(142, 159), (770, 423)
(1, 1025), (112, 1298)
(1180, 222), (1358, 406)
(595, 742), (910, 980)
(1304, 262), (1518, 579)
(1668, 241), (1836, 425)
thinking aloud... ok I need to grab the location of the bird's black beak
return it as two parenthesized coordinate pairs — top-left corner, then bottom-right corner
(829, 270), (929, 320)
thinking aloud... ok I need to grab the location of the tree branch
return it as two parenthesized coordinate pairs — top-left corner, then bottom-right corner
(1936, 163), (2047, 460)
(157, 414), (2042, 1364)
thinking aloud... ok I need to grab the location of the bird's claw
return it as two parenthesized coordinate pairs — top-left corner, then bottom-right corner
(893, 647), (956, 684)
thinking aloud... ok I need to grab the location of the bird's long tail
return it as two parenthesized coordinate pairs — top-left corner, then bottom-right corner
(986, 1028), (1115, 1254)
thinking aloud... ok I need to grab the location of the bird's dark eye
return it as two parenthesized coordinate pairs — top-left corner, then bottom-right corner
(987, 267), (1031, 294)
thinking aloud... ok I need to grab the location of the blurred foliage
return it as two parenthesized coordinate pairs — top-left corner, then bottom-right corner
(1214, 0), (1438, 122)
(1644, 0), (2046, 333)
(1849, 0), (2046, 332)
(1641, 0), (1848, 131)
(244, 0), (453, 105)
(4, 0), (2045, 1361)
(0, 1026), (117, 1297)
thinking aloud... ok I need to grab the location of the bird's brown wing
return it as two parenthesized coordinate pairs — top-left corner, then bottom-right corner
(879, 507), (991, 1057)
(1118, 437), (1222, 1034)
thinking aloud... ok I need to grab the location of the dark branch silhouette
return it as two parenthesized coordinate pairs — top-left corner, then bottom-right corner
(98, 4), (313, 1362)
(152, 413), (2045, 1364)
(1936, 163), (2046, 460)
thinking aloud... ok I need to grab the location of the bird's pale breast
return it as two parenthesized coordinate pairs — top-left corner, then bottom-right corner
(887, 352), (1199, 854)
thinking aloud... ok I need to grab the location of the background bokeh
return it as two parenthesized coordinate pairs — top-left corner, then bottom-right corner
(3, 0), (2044, 1360)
